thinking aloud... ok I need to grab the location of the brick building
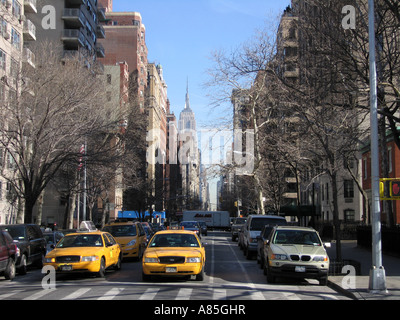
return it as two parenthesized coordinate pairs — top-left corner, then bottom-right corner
(362, 131), (400, 226)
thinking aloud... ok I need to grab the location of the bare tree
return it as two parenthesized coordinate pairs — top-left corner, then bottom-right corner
(0, 42), (119, 223)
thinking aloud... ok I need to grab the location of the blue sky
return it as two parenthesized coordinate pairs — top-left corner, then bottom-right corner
(113, 0), (291, 127)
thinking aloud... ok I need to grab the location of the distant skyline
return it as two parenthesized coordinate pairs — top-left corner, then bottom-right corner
(112, 0), (291, 128)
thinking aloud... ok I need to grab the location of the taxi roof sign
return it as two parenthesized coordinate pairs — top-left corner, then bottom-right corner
(78, 221), (97, 232)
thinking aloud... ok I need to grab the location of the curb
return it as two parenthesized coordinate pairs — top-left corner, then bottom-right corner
(327, 279), (359, 300)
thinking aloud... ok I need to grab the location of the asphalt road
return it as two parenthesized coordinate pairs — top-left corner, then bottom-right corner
(0, 231), (351, 302)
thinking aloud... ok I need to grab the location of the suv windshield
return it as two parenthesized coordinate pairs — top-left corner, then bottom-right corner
(56, 234), (103, 248)
(272, 230), (321, 246)
(103, 225), (137, 237)
(149, 234), (200, 248)
(234, 218), (247, 224)
(2, 226), (26, 241)
(250, 218), (286, 231)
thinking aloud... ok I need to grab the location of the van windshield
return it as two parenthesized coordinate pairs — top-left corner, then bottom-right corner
(250, 218), (287, 231)
(102, 225), (137, 237)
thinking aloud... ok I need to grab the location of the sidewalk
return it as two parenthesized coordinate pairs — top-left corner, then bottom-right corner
(326, 240), (400, 300)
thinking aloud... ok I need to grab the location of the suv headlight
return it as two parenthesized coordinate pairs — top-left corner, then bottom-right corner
(271, 253), (288, 260)
(45, 257), (55, 263)
(313, 256), (328, 262)
(144, 257), (159, 263)
(186, 257), (201, 263)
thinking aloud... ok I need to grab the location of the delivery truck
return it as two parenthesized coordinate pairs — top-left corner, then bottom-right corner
(182, 211), (231, 230)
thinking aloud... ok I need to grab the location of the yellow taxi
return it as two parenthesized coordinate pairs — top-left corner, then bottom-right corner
(44, 230), (122, 277)
(102, 221), (147, 260)
(142, 229), (206, 281)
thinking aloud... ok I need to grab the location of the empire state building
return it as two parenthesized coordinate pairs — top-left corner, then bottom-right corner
(179, 82), (196, 132)
(178, 81), (200, 209)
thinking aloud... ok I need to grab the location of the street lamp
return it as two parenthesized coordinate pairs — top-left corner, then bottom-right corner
(368, 0), (387, 293)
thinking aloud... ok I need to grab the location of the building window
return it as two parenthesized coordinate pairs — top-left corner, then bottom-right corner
(11, 28), (20, 50)
(0, 49), (6, 70)
(344, 209), (355, 222)
(363, 158), (367, 180)
(344, 180), (354, 198)
(12, 0), (21, 19)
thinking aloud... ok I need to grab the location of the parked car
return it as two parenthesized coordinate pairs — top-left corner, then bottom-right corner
(242, 215), (287, 260)
(0, 224), (46, 274)
(43, 231), (64, 255)
(102, 221), (147, 260)
(142, 229), (206, 281)
(263, 226), (330, 285)
(44, 230), (122, 278)
(231, 217), (247, 241)
(0, 230), (18, 280)
(180, 221), (201, 238)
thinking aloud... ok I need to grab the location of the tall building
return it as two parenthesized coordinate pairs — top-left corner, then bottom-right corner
(178, 83), (200, 209)
(25, 0), (106, 69)
(0, 0), (33, 223)
(97, 1), (148, 110)
(147, 63), (168, 212)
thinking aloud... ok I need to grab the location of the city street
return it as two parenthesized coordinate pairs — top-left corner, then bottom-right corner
(0, 231), (350, 301)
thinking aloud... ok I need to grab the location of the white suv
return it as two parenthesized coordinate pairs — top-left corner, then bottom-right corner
(263, 226), (330, 285)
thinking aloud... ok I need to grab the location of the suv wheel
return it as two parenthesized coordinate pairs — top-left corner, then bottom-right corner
(4, 258), (16, 280)
(18, 254), (27, 275)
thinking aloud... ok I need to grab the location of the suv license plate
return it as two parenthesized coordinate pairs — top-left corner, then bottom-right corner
(166, 267), (177, 273)
(61, 265), (73, 271)
(295, 266), (306, 272)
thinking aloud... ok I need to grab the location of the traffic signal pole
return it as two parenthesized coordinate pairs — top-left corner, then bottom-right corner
(368, 0), (387, 293)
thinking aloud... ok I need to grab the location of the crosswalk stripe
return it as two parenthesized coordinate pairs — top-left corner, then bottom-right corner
(61, 288), (91, 300)
(249, 290), (265, 300)
(175, 288), (193, 300)
(98, 288), (125, 300)
(139, 288), (160, 300)
(0, 290), (22, 300)
(23, 289), (56, 300)
(212, 288), (227, 300)
(282, 292), (301, 300)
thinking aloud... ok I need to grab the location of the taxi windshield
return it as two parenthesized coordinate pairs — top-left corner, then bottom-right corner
(149, 234), (200, 248)
(56, 234), (103, 248)
(103, 225), (137, 237)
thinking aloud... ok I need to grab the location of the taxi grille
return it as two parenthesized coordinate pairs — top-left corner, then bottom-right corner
(159, 256), (185, 264)
(56, 256), (81, 263)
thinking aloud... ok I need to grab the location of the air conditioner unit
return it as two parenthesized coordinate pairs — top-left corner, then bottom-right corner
(4, 32), (10, 40)
(5, 0), (11, 9)
(19, 15), (26, 23)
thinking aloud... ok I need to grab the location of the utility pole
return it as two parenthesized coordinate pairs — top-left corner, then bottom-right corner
(368, 0), (387, 293)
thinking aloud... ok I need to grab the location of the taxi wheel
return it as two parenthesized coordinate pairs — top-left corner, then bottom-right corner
(114, 254), (122, 270)
(195, 266), (205, 281)
(97, 257), (106, 278)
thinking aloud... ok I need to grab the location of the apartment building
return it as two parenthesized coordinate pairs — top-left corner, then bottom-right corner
(0, 0), (37, 224)
(147, 63), (168, 212)
(24, 0), (106, 69)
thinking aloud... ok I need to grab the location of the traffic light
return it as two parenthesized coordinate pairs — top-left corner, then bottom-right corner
(390, 181), (400, 198)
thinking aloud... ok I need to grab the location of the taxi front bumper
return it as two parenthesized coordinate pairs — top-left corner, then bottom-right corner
(44, 260), (101, 273)
(142, 262), (203, 276)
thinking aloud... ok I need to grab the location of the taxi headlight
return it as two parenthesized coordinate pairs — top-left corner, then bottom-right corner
(127, 239), (137, 246)
(81, 256), (99, 262)
(45, 257), (55, 263)
(144, 257), (159, 263)
(186, 257), (201, 263)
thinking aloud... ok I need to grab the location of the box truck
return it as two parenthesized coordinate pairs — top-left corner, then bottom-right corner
(182, 211), (231, 230)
